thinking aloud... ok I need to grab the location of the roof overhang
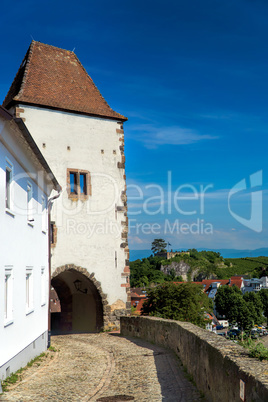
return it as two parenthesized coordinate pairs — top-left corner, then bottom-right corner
(0, 105), (13, 121)
(0, 105), (60, 192)
(13, 100), (128, 122)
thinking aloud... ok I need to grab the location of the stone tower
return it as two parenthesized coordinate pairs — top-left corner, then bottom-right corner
(3, 41), (130, 331)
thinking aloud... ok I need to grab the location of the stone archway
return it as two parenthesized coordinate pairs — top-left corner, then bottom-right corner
(51, 264), (109, 333)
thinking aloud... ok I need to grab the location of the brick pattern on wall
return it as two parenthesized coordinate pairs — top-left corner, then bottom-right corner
(15, 107), (25, 119)
(51, 222), (57, 248)
(117, 122), (131, 313)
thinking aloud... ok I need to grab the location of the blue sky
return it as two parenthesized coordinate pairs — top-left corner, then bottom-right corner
(1, 0), (267, 251)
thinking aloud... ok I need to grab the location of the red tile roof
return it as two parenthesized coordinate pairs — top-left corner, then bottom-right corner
(201, 277), (243, 292)
(130, 288), (147, 298)
(131, 298), (147, 314)
(3, 41), (127, 121)
(174, 277), (244, 293)
(201, 280), (228, 293)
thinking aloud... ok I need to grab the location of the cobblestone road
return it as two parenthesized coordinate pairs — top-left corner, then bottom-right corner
(1, 334), (204, 402)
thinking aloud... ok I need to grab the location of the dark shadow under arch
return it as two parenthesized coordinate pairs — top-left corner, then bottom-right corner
(51, 265), (108, 333)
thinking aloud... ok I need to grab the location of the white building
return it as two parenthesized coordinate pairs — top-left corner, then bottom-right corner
(242, 277), (268, 294)
(0, 105), (60, 382)
(3, 41), (130, 332)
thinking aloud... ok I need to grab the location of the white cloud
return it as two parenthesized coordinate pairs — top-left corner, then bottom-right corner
(128, 124), (218, 148)
(128, 235), (148, 245)
(128, 226), (268, 251)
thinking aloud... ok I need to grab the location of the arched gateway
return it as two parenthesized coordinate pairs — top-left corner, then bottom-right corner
(51, 265), (109, 333)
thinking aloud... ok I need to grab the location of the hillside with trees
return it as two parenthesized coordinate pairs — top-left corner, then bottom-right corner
(130, 242), (268, 288)
(130, 255), (183, 287)
(223, 257), (268, 278)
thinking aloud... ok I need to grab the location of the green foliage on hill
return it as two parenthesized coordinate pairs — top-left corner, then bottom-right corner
(130, 256), (183, 287)
(219, 257), (268, 279)
(130, 249), (226, 287)
(141, 282), (213, 328)
(163, 249), (225, 280)
(129, 252), (268, 288)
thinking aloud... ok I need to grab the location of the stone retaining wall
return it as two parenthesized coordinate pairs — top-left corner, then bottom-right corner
(121, 316), (268, 402)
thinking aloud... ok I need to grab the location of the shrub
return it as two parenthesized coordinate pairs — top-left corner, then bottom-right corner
(141, 282), (212, 328)
(249, 343), (268, 361)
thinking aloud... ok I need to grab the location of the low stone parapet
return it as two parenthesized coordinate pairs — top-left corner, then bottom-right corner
(120, 316), (268, 402)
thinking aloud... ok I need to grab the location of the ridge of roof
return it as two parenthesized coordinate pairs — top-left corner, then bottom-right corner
(3, 41), (127, 121)
(15, 40), (35, 103)
(2, 44), (31, 110)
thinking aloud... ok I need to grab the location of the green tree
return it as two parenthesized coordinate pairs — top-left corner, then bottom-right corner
(214, 285), (242, 318)
(243, 292), (263, 326)
(259, 289), (268, 324)
(228, 294), (253, 333)
(141, 282), (213, 328)
(151, 239), (167, 255)
(215, 285), (264, 335)
(130, 256), (167, 287)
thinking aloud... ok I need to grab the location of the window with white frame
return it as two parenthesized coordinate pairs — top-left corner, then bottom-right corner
(41, 267), (46, 306)
(5, 160), (13, 210)
(26, 267), (34, 313)
(27, 182), (34, 223)
(4, 267), (13, 325)
(41, 196), (47, 233)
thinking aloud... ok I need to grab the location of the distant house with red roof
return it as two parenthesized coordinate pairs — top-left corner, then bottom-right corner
(201, 276), (244, 297)
(199, 276), (244, 319)
(130, 288), (147, 315)
(175, 276), (244, 294)
(131, 277), (245, 318)
(174, 276), (244, 319)
(205, 312), (221, 330)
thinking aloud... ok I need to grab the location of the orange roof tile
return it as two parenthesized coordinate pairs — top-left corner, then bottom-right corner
(130, 288), (147, 297)
(201, 278), (243, 292)
(3, 41), (127, 121)
(131, 298), (147, 314)
(201, 280), (228, 292)
(174, 278), (243, 293)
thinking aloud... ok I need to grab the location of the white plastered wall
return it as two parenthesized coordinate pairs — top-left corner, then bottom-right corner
(20, 105), (128, 306)
(0, 116), (51, 375)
